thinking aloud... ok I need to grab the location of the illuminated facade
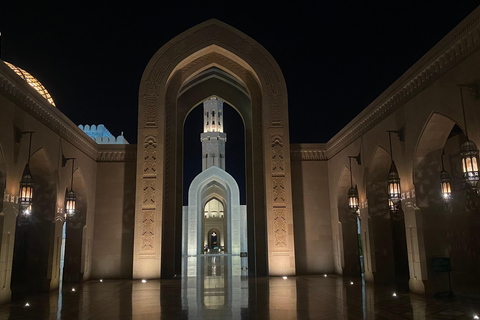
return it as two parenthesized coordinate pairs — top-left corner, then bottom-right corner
(183, 97), (246, 258)
(1, 7), (480, 306)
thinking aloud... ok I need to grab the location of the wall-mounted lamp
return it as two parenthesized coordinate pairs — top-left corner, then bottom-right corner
(18, 131), (34, 220)
(62, 155), (76, 217)
(440, 149), (452, 207)
(458, 85), (479, 191)
(387, 131), (401, 214)
(347, 155), (361, 215)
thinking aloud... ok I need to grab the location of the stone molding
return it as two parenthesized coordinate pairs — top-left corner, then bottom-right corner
(0, 61), (98, 160)
(326, 8), (480, 157)
(97, 145), (137, 162)
(290, 143), (327, 161)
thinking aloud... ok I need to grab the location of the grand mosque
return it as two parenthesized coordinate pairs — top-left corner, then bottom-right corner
(0, 6), (480, 318)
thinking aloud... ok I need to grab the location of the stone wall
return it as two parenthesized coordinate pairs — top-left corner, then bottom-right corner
(91, 145), (136, 279)
(291, 144), (334, 274)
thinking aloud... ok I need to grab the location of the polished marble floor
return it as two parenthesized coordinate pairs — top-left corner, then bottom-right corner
(0, 255), (479, 319)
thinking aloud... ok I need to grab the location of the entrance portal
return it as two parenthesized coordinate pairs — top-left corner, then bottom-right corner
(134, 19), (296, 278)
(183, 98), (246, 257)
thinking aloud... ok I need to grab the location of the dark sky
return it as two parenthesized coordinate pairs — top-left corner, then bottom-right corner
(1, 2), (479, 144)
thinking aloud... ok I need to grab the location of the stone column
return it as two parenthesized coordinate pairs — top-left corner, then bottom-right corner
(266, 134), (296, 276)
(359, 206), (376, 282)
(402, 197), (428, 294)
(0, 200), (17, 305)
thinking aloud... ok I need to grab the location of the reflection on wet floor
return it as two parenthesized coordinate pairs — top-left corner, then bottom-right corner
(0, 255), (479, 319)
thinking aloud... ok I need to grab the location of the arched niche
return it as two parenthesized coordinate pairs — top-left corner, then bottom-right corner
(414, 112), (480, 292)
(134, 20), (294, 278)
(11, 147), (57, 298)
(186, 166), (240, 256)
(366, 146), (409, 289)
(336, 166), (361, 277)
(414, 112), (462, 207)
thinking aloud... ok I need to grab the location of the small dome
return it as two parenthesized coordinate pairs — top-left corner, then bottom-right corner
(4, 61), (55, 106)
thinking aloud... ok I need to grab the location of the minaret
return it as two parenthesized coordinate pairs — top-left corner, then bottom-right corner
(201, 97), (227, 170)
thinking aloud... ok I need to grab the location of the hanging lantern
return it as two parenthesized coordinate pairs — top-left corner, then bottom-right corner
(387, 161), (401, 206)
(388, 199), (399, 213)
(348, 186), (359, 214)
(65, 189), (76, 215)
(347, 156), (360, 215)
(440, 169), (452, 205)
(63, 156), (77, 217)
(460, 139), (479, 189)
(19, 164), (34, 215)
(440, 150), (452, 205)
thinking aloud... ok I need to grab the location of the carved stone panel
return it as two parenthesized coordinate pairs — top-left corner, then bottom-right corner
(271, 139), (284, 176)
(143, 137), (157, 176)
(141, 209), (155, 254)
(143, 96), (158, 127)
(273, 208), (287, 248)
(272, 178), (286, 204)
(142, 179), (156, 206)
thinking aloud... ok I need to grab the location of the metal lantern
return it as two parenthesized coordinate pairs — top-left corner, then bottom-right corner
(19, 164), (34, 215)
(460, 139), (479, 189)
(347, 156), (360, 215)
(65, 189), (76, 215)
(64, 157), (77, 216)
(388, 199), (399, 213)
(440, 150), (452, 205)
(440, 169), (452, 205)
(348, 185), (359, 214)
(387, 161), (401, 205)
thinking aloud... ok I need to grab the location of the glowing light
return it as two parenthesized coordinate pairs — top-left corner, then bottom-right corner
(324, 274), (327, 277)
(100, 279), (103, 282)
(25, 302), (30, 307)
(142, 279), (147, 283)
(392, 293), (397, 297)
(474, 315), (479, 320)
(350, 281), (354, 285)
(4, 61), (56, 106)
(71, 288), (75, 292)
(282, 276), (287, 280)
(24, 204), (32, 215)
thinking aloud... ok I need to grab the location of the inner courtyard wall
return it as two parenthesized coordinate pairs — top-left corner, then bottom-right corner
(1, 5), (480, 305)
(0, 63), (100, 304)
(91, 145), (136, 279)
(325, 6), (480, 294)
(290, 145), (334, 274)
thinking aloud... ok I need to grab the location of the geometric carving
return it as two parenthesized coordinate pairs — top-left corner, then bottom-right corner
(141, 209), (155, 252)
(273, 208), (287, 248)
(272, 177), (286, 204)
(143, 137), (157, 176)
(271, 138), (284, 175)
(143, 179), (156, 205)
(144, 96), (158, 126)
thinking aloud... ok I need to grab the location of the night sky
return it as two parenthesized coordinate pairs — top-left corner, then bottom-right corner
(1, 1), (479, 203)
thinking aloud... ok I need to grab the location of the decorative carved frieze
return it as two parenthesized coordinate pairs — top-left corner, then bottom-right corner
(290, 144), (328, 161)
(327, 12), (480, 157)
(143, 96), (159, 127)
(141, 209), (155, 253)
(143, 137), (157, 175)
(271, 137), (284, 175)
(142, 179), (156, 206)
(273, 208), (287, 248)
(0, 64), (98, 161)
(272, 178), (286, 204)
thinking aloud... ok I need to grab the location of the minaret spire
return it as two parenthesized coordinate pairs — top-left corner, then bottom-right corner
(201, 97), (227, 170)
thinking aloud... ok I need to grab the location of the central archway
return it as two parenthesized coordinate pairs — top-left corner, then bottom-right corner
(133, 20), (295, 278)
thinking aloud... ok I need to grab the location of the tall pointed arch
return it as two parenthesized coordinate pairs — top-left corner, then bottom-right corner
(134, 20), (294, 278)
